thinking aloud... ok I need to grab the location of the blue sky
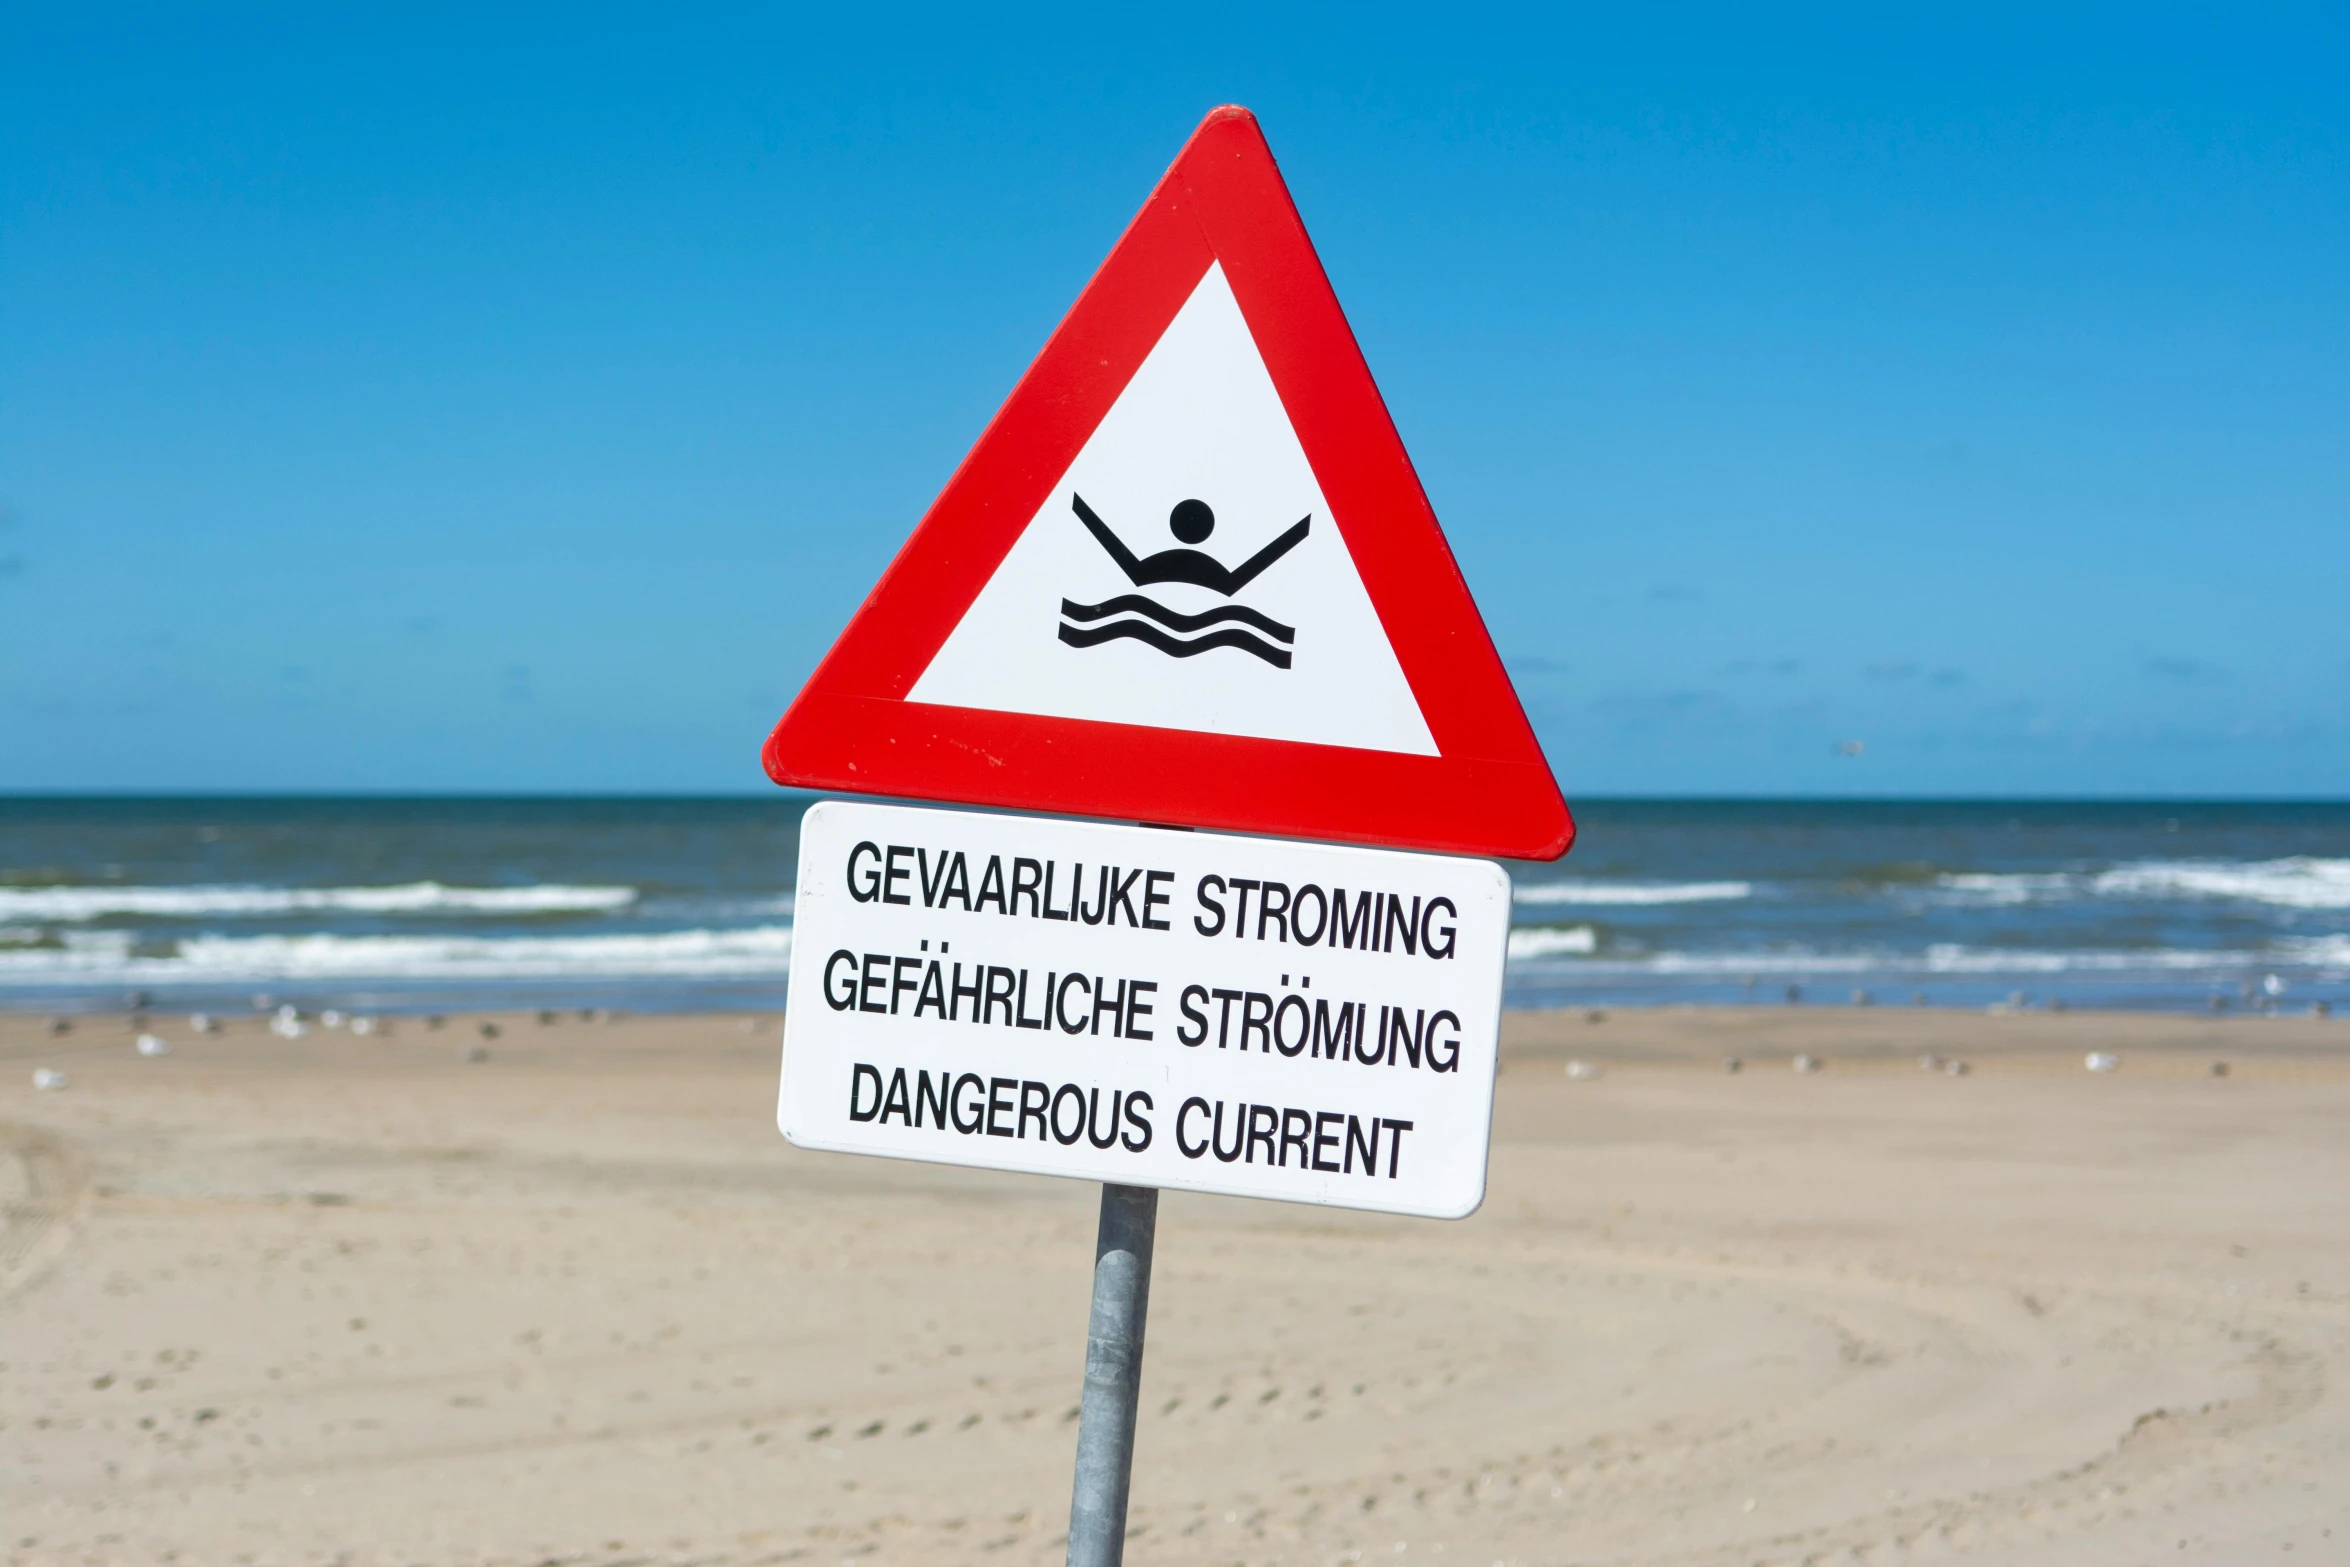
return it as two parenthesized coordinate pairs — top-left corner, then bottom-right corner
(3, 6), (2344, 796)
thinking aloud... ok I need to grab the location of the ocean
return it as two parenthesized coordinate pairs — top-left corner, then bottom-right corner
(2, 796), (2344, 1017)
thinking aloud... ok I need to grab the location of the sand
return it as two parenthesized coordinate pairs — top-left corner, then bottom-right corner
(4, 1004), (2347, 1565)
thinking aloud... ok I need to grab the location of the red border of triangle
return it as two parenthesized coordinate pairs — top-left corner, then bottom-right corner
(763, 107), (1573, 862)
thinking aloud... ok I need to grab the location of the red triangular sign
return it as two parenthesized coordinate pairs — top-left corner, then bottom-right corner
(765, 107), (1574, 861)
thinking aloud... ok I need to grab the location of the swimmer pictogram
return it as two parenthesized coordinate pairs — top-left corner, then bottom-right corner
(1058, 494), (1309, 668)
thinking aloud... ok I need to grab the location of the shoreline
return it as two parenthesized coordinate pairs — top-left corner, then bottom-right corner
(11, 1001), (2345, 1072)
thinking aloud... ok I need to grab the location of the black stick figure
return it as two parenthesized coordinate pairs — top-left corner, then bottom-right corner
(1071, 494), (1309, 596)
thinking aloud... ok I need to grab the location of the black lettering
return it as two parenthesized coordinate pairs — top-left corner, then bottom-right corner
(1010, 858), (1044, 917)
(848, 1062), (882, 1121)
(1124, 979), (1156, 1040)
(1142, 870), (1173, 930)
(951, 1072), (986, 1134)
(917, 847), (952, 907)
(859, 953), (889, 1014)
(914, 960), (947, 1019)
(1310, 997), (1356, 1060)
(1091, 978), (1124, 1037)
(975, 856), (1009, 915)
(1291, 884), (1329, 946)
(1017, 1080), (1050, 1141)
(1105, 867), (1143, 927)
(1345, 1114), (1378, 1174)
(940, 853), (972, 911)
(950, 962), (982, 1022)
(1257, 881), (1291, 942)
(1056, 972), (1090, 1034)
(890, 954), (919, 1015)
(1212, 1101), (1244, 1162)
(1245, 1104), (1278, 1165)
(1396, 1007), (1426, 1069)
(1121, 1090), (1152, 1152)
(882, 845), (914, 906)
(1421, 897), (1458, 960)
(1015, 969), (1046, 1030)
(879, 1067), (912, 1125)
(1333, 889), (1374, 950)
(1239, 992), (1273, 1053)
(1040, 861), (1068, 921)
(986, 1077), (1017, 1137)
(1087, 1088), (1123, 1149)
(846, 842), (883, 903)
(916, 1069), (949, 1129)
(1211, 987), (1242, 1048)
(1384, 894), (1421, 956)
(1382, 1117), (1415, 1178)
(1426, 1010), (1461, 1072)
(1227, 878), (1260, 938)
(823, 949), (858, 1011)
(1273, 994), (1309, 1057)
(1194, 875), (1227, 937)
(1049, 1084), (1087, 1145)
(1177, 984), (1209, 1045)
(1176, 1096), (1211, 1158)
(983, 966), (1017, 1026)
(1279, 1107), (1311, 1168)
(1312, 1111), (1342, 1172)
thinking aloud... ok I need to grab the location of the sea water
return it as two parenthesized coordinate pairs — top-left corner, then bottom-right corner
(1, 797), (2344, 1015)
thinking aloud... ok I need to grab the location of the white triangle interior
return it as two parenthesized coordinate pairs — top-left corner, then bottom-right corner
(907, 264), (1439, 757)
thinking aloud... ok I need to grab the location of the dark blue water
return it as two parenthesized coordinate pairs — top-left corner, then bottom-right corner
(2, 797), (2344, 1015)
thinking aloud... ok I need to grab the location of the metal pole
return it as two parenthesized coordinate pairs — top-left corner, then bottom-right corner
(1066, 1182), (1158, 1566)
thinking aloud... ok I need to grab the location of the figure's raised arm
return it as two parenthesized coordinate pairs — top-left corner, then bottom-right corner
(1224, 516), (1311, 593)
(1071, 494), (1146, 584)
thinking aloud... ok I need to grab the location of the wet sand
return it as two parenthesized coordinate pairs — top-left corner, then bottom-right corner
(4, 1006), (2347, 1565)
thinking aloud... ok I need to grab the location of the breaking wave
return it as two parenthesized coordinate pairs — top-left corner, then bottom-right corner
(1502, 941), (2349, 977)
(0, 882), (640, 922)
(1506, 926), (1598, 959)
(1935, 858), (2350, 910)
(0, 925), (793, 984)
(1514, 880), (1752, 907)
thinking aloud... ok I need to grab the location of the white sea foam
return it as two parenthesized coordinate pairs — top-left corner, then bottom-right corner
(1503, 939), (2344, 977)
(1934, 859), (2350, 910)
(0, 882), (640, 921)
(1933, 873), (2073, 905)
(1507, 926), (1598, 959)
(1513, 881), (1751, 906)
(2090, 858), (2350, 909)
(0, 925), (793, 985)
(2277, 934), (2350, 968)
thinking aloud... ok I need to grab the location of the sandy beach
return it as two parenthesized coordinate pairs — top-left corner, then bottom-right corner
(4, 1005), (2346, 1565)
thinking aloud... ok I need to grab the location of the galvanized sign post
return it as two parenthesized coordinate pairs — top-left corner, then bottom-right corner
(1066, 1184), (1157, 1566)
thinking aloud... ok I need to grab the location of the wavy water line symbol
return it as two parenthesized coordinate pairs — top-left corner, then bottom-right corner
(1057, 595), (1295, 667)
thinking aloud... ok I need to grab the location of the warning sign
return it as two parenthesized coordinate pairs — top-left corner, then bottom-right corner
(763, 107), (1571, 862)
(780, 800), (1509, 1219)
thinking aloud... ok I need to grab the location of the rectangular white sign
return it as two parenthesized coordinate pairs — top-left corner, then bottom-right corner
(778, 800), (1510, 1219)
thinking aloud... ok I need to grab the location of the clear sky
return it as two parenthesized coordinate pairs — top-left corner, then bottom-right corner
(4, 6), (2344, 797)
